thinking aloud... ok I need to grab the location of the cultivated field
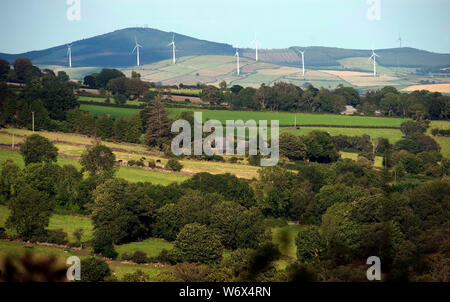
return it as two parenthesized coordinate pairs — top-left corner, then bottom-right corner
(401, 83), (450, 94)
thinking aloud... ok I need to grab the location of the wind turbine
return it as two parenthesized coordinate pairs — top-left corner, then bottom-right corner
(235, 49), (240, 75)
(299, 49), (305, 77)
(251, 34), (259, 61)
(132, 37), (143, 66)
(168, 34), (176, 64)
(398, 33), (402, 48)
(368, 49), (380, 77)
(67, 44), (73, 68)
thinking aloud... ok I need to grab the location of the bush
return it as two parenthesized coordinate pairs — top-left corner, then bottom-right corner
(248, 154), (261, 166)
(80, 257), (111, 282)
(44, 229), (68, 245)
(0, 227), (8, 239)
(165, 159), (183, 171)
(148, 159), (156, 168)
(91, 229), (118, 259)
(130, 250), (149, 264)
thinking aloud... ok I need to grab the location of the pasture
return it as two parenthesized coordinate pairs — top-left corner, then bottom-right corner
(79, 104), (410, 127)
(0, 149), (190, 185)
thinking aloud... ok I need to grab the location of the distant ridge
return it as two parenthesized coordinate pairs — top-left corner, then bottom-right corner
(1, 27), (449, 68)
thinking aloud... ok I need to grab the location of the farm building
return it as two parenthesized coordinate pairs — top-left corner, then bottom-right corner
(340, 105), (358, 115)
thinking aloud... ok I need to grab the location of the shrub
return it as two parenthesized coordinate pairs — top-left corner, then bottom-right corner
(148, 159), (156, 168)
(0, 227), (8, 239)
(44, 229), (69, 245)
(127, 160), (136, 166)
(165, 159), (183, 171)
(130, 250), (149, 264)
(80, 257), (111, 282)
(248, 154), (261, 166)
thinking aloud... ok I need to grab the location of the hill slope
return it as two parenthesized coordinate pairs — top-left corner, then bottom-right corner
(1, 27), (449, 69)
(0, 27), (235, 67)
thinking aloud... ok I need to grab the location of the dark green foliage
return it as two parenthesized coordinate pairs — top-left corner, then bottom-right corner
(285, 262), (318, 282)
(400, 120), (429, 137)
(144, 95), (172, 148)
(0, 161), (21, 203)
(209, 201), (267, 249)
(181, 172), (256, 208)
(91, 228), (118, 259)
(153, 203), (183, 241)
(80, 143), (116, 176)
(399, 153), (424, 174)
(172, 223), (223, 264)
(165, 158), (183, 171)
(91, 178), (157, 244)
(6, 185), (51, 240)
(304, 131), (340, 163)
(295, 225), (325, 263)
(19, 134), (58, 165)
(279, 132), (306, 160)
(80, 257), (111, 282)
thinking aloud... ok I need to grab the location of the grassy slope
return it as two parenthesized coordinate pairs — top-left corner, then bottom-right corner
(0, 149), (189, 185)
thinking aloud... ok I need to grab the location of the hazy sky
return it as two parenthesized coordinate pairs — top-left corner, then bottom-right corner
(0, 0), (449, 54)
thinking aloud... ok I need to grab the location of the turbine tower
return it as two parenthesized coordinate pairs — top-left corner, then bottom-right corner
(235, 49), (240, 75)
(299, 49), (305, 77)
(67, 44), (73, 68)
(168, 34), (176, 64)
(398, 34), (402, 48)
(368, 49), (380, 77)
(252, 34), (259, 61)
(132, 37), (143, 66)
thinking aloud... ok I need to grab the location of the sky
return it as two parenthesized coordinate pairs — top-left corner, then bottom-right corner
(0, 0), (449, 54)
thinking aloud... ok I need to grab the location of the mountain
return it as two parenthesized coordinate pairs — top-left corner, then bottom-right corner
(1, 27), (449, 69)
(0, 28), (235, 67)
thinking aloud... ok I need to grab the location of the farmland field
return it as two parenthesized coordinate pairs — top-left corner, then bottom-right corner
(79, 104), (410, 127)
(0, 149), (190, 185)
(0, 205), (93, 243)
(401, 83), (450, 94)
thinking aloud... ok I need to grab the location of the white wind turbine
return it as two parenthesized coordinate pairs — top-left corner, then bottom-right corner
(235, 49), (240, 75)
(132, 37), (143, 66)
(368, 49), (380, 77)
(299, 49), (305, 77)
(398, 33), (402, 48)
(67, 44), (73, 68)
(168, 34), (176, 64)
(251, 34), (259, 61)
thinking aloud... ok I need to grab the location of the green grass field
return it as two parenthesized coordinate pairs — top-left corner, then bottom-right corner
(0, 205), (93, 243)
(280, 126), (404, 143)
(80, 104), (409, 127)
(272, 225), (305, 259)
(78, 96), (144, 106)
(0, 149), (190, 185)
(115, 238), (174, 258)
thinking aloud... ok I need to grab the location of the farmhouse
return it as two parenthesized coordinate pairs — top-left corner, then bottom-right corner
(340, 105), (358, 115)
